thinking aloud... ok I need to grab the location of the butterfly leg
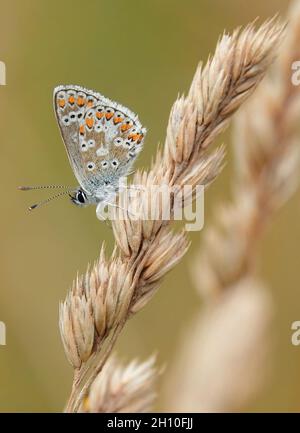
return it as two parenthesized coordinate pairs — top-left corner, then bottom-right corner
(103, 200), (138, 219)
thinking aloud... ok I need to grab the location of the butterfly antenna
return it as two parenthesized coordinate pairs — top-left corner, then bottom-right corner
(18, 184), (72, 191)
(28, 190), (73, 211)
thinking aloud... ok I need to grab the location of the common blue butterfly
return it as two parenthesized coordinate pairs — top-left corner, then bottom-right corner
(20, 85), (146, 211)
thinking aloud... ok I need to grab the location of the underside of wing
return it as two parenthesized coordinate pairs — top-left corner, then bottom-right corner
(53, 85), (146, 193)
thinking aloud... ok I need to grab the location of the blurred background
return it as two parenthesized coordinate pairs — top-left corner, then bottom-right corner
(1, 0), (300, 412)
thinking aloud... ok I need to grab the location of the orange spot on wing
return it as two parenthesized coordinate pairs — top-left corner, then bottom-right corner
(77, 97), (85, 107)
(121, 123), (131, 132)
(128, 133), (140, 141)
(86, 117), (94, 129)
(137, 134), (144, 144)
(79, 125), (85, 135)
(96, 112), (104, 119)
(105, 112), (114, 120)
(68, 96), (75, 104)
(58, 99), (65, 108)
(114, 116), (123, 124)
(87, 100), (94, 107)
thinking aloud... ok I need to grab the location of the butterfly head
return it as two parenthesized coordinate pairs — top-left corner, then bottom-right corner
(69, 188), (95, 207)
(69, 185), (116, 207)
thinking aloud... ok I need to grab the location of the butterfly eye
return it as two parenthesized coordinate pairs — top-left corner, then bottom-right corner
(101, 160), (109, 168)
(76, 190), (86, 204)
(87, 162), (95, 171)
(111, 159), (119, 168)
(88, 139), (95, 148)
(114, 137), (123, 146)
(62, 115), (70, 125)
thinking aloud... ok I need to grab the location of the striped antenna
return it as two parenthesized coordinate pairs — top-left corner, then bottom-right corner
(18, 184), (72, 191)
(28, 190), (73, 211)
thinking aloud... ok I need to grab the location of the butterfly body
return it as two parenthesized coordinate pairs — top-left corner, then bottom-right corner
(53, 85), (146, 207)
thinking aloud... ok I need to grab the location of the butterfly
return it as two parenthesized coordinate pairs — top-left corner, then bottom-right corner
(19, 85), (146, 211)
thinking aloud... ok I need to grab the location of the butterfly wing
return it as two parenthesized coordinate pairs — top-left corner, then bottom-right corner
(53, 85), (146, 194)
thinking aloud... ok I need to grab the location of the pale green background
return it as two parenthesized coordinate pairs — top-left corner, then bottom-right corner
(0, 0), (299, 412)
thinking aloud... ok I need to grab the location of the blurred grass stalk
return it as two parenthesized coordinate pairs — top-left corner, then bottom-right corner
(164, 0), (300, 412)
(59, 16), (285, 412)
(80, 356), (158, 413)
